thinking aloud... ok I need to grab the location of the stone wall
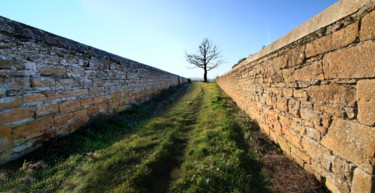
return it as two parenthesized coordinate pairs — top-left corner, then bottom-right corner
(0, 16), (187, 164)
(217, 0), (375, 192)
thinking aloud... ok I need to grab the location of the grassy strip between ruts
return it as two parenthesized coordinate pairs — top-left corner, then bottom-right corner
(168, 82), (269, 193)
(0, 83), (200, 192)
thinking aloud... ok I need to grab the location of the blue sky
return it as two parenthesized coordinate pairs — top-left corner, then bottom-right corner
(0, 0), (337, 79)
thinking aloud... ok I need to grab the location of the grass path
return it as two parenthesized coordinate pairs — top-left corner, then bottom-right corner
(0, 82), (325, 192)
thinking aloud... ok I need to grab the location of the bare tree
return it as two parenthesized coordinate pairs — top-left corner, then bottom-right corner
(186, 38), (224, 82)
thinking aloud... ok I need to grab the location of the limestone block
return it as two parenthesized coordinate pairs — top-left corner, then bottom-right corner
(0, 96), (21, 109)
(305, 21), (358, 58)
(308, 85), (356, 107)
(300, 108), (321, 126)
(36, 103), (58, 117)
(276, 97), (288, 112)
(351, 167), (375, 193)
(0, 107), (34, 124)
(0, 125), (12, 152)
(13, 117), (54, 139)
(321, 118), (375, 173)
(360, 10), (375, 41)
(323, 41), (375, 79)
(293, 90), (308, 99)
(59, 100), (81, 112)
(54, 113), (73, 127)
(24, 94), (46, 103)
(356, 79), (375, 126)
(45, 90), (73, 100)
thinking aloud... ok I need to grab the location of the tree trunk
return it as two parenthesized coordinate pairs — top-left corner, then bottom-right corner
(203, 69), (207, 82)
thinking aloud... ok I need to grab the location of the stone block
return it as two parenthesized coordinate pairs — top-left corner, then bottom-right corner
(40, 66), (66, 76)
(356, 79), (375, 126)
(0, 59), (24, 70)
(56, 78), (74, 87)
(323, 41), (375, 79)
(360, 10), (375, 41)
(305, 21), (358, 57)
(314, 103), (345, 117)
(283, 127), (302, 147)
(31, 77), (55, 88)
(0, 96), (21, 109)
(308, 85), (356, 107)
(288, 98), (300, 117)
(300, 108), (321, 126)
(302, 137), (324, 163)
(36, 103), (58, 117)
(45, 90), (73, 100)
(332, 157), (354, 183)
(13, 117), (54, 139)
(89, 87), (105, 95)
(54, 113), (73, 127)
(73, 109), (87, 120)
(276, 97), (288, 112)
(73, 89), (89, 97)
(293, 89), (308, 99)
(0, 125), (12, 152)
(351, 167), (375, 193)
(59, 100), (81, 112)
(3, 77), (30, 91)
(87, 106), (99, 116)
(0, 107), (34, 124)
(286, 61), (324, 82)
(321, 118), (375, 173)
(288, 46), (305, 67)
(24, 94), (46, 103)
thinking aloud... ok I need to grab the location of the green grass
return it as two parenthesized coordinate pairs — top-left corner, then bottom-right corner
(168, 82), (268, 193)
(0, 83), (270, 192)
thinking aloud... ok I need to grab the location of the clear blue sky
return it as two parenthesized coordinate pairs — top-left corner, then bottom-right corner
(0, 0), (337, 79)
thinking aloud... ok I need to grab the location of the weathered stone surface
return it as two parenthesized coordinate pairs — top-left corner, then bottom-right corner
(0, 125), (12, 152)
(3, 77), (30, 91)
(293, 90), (308, 99)
(54, 113), (73, 127)
(288, 98), (300, 117)
(314, 103), (345, 117)
(351, 167), (375, 193)
(292, 61), (324, 81)
(13, 117), (54, 139)
(31, 77), (55, 88)
(36, 103), (58, 117)
(73, 109), (87, 120)
(40, 66), (66, 76)
(300, 108), (321, 126)
(45, 90), (73, 100)
(308, 85), (356, 107)
(24, 94), (46, 103)
(356, 80), (375, 126)
(321, 118), (375, 173)
(360, 10), (375, 41)
(288, 46), (305, 67)
(276, 97), (288, 112)
(323, 41), (375, 79)
(0, 107), (34, 124)
(59, 100), (81, 112)
(0, 96), (21, 109)
(305, 21), (358, 57)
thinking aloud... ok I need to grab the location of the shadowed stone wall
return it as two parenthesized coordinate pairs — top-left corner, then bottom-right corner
(0, 16), (187, 164)
(217, 0), (375, 192)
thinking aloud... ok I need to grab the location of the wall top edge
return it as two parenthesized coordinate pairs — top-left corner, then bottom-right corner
(0, 16), (185, 79)
(225, 0), (375, 75)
